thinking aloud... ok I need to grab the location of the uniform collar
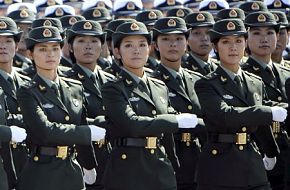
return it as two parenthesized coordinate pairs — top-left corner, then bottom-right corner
(37, 73), (60, 88)
(250, 56), (273, 70)
(77, 63), (97, 79)
(122, 67), (148, 84)
(0, 68), (15, 81)
(220, 64), (243, 82)
(190, 52), (209, 69)
(161, 63), (183, 79)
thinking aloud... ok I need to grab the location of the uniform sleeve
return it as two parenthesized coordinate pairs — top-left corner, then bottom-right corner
(16, 87), (91, 145)
(101, 82), (179, 137)
(194, 78), (273, 132)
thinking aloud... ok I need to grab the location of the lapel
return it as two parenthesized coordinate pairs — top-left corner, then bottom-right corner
(120, 71), (155, 107)
(74, 65), (102, 98)
(216, 67), (249, 105)
(0, 74), (16, 99)
(246, 57), (278, 90)
(34, 75), (69, 114)
(243, 72), (258, 105)
(188, 54), (207, 75)
(183, 70), (198, 103)
(59, 79), (73, 112)
(272, 63), (287, 97)
(158, 65), (190, 102)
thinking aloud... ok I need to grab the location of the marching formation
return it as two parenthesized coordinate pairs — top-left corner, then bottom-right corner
(0, 0), (289, 190)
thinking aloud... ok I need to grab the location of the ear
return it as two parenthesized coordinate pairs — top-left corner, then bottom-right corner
(113, 47), (121, 59)
(27, 49), (33, 60)
(212, 43), (218, 52)
(15, 42), (19, 52)
(68, 43), (73, 53)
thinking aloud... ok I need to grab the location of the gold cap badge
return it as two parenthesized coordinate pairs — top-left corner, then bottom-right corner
(196, 13), (205, 21)
(274, 0), (282, 7)
(257, 14), (266, 22)
(0, 21), (7, 29)
(251, 2), (260, 10)
(47, 0), (56, 6)
(167, 0), (175, 5)
(93, 9), (101, 17)
(43, 29), (52, 38)
(4, 0), (12, 4)
(209, 1), (217, 9)
(127, 2), (135, 10)
(148, 11), (157, 19)
(20, 10), (29, 18)
(176, 9), (185, 17)
(84, 22), (93, 30)
(130, 23), (139, 31)
(167, 19), (176, 27)
(43, 20), (52, 26)
(273, 14), (279, 22)
(55, 8), (64, 16)
(229, 10), (238, 18)
(69, 17), (77, 25)
(97, 1), (105, 8)
(227, 22), (236, 30)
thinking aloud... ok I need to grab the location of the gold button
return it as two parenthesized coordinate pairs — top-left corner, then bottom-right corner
(121, 154), (127, 160)
(186, 142), (191, 147)
(274, 134), (278, 138)
(102, 106), (105, 110)
(239, 146), (244, 150)
(12, 143), (17, 149)
(17, 107), (21, 112)
(65, 115), (70, 121)
(152, 110), (156, 115)
(33, 156), (39, 161)
(277, 96), (282, 101)
(150, 149), (155, 154)
(188, 105), (192, 110)
(241, 127), (247, 132)
(212, 149), (217, 155)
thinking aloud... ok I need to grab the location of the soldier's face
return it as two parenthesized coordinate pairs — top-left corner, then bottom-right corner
(273, 28), (288, 55)
(0, 36), (17, 64)
(215, 35), (245, 69)
(71, 35), (102, 65)
(157, 34), (187, 63)
(115, 35), (150, 71)
(188, 27), (212, 56)
(247, 27), (277, 57)
(31, 42), (61, 71)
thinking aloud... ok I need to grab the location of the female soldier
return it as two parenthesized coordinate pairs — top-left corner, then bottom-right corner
(64, 20), (114, 190)
(152, 16), (206, 190)
(195, 18), (287, 190)
(242, 11), (290, 190)
(101, 21), (199, 190)
(16, 26), (106, 190)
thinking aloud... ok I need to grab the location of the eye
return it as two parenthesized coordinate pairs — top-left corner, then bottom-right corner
(221, 40), (228, 44)
(53, 47), (60, 51)
(177, 37), (184, 41)
(267, 31), (275, 35)
(161, 37), (169, 41)
(124, 43), (132, 48)
(252, 31), (260, 35)
(140, 43), (147, 47)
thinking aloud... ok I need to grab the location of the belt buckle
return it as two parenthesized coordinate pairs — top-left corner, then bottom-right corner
(95, 139), (106, 148)
(56, 146), (68, 160)
(236, 133), (247, 145)
(145, 137), (157, 149)
(272, 122), (280, 134)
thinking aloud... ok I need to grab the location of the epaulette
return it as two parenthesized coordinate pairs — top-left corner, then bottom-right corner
(243, 71), (262, 81)
(240, 62), (251, 69)
(150, 70), (162, 78)
(148, 76), (165, 85)
(61, 77), (82, 85)
(204, 72), (218, 80)
(275, 62), (290, 72)
(21, 80), (37, 89)
(100, 70), (115, 80)
(184, 68), (204, 78)
(144, 67), (153, 74)
(62, 68), (75, 77)
(16, 72), (31, 81)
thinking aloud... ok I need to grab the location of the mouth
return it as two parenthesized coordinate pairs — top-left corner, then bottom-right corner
(131, 57), (142, 60)
(0, 52), (8, 55)
(200, 44), (209, 48)
(228, 54), (239, 57)
(168, 50), (178, 54)
(84, 53), (94, 56)
(259, 45), (270, 49)
(46, 60), (56, 64)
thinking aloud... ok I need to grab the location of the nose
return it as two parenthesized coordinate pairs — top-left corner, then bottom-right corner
(133, 45), (140, 54)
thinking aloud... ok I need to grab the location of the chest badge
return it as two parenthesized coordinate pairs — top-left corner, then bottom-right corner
(129, 97), (140, 102)
(254, 93), (260, 101)
(223, 94), (233, 100)
(42, 103), (54, 109)
(72, 98), (79, 107)
(160, 96), (166, 103)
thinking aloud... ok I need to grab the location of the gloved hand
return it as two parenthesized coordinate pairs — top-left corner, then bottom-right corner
(88, 125), (106, 141)
(83, 168), (97, 185)
(10, 126), (27, 143)
(263, 155), (276, 171)
(176, 113), (198, 128)
(271, 106), (287, 122)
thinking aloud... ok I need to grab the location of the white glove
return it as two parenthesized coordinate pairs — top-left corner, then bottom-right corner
(271, 106), (287, 122)
(263, 155), (276, 171)
(10, 126), (27, 143)
(88, 125), (106, 141)
(176, 113), (198, 129)
(83, 168), (97, 185)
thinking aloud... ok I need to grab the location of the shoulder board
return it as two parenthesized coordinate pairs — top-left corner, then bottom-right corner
(276, 63), (290, 72)
(240, 62), (251, 69)
(243, 71), (262, 80)
(15, 72), (31, 81)
(63, 68), (76, 77)
(61, 77), (82, 85)
(144, 67), (153, 73)
(21, 80), (37, 89)
(100, 70), (115, 80)
(204, 72), (218, 80)
(183, 68), (204, 78)
(150, 70), (162, 78)
(148, 77), (165, 85)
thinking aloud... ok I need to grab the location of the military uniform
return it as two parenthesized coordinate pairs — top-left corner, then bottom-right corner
(183, 54), (218, 75)
(16, 26), (97, 190)
(243, 11), (290, 190)
(102, 21), (179, 190)
(195, 18), (280, 190)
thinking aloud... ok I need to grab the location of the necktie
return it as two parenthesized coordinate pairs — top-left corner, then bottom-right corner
(265, 66), (277, 86)
(176, 73), (185, 88)
(204, 64), (211, 74)
(234, 75), (245, 97)
(51, 83), (60, 97)
(7, 76), (16, 91)
(139, 79), (150, 96)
